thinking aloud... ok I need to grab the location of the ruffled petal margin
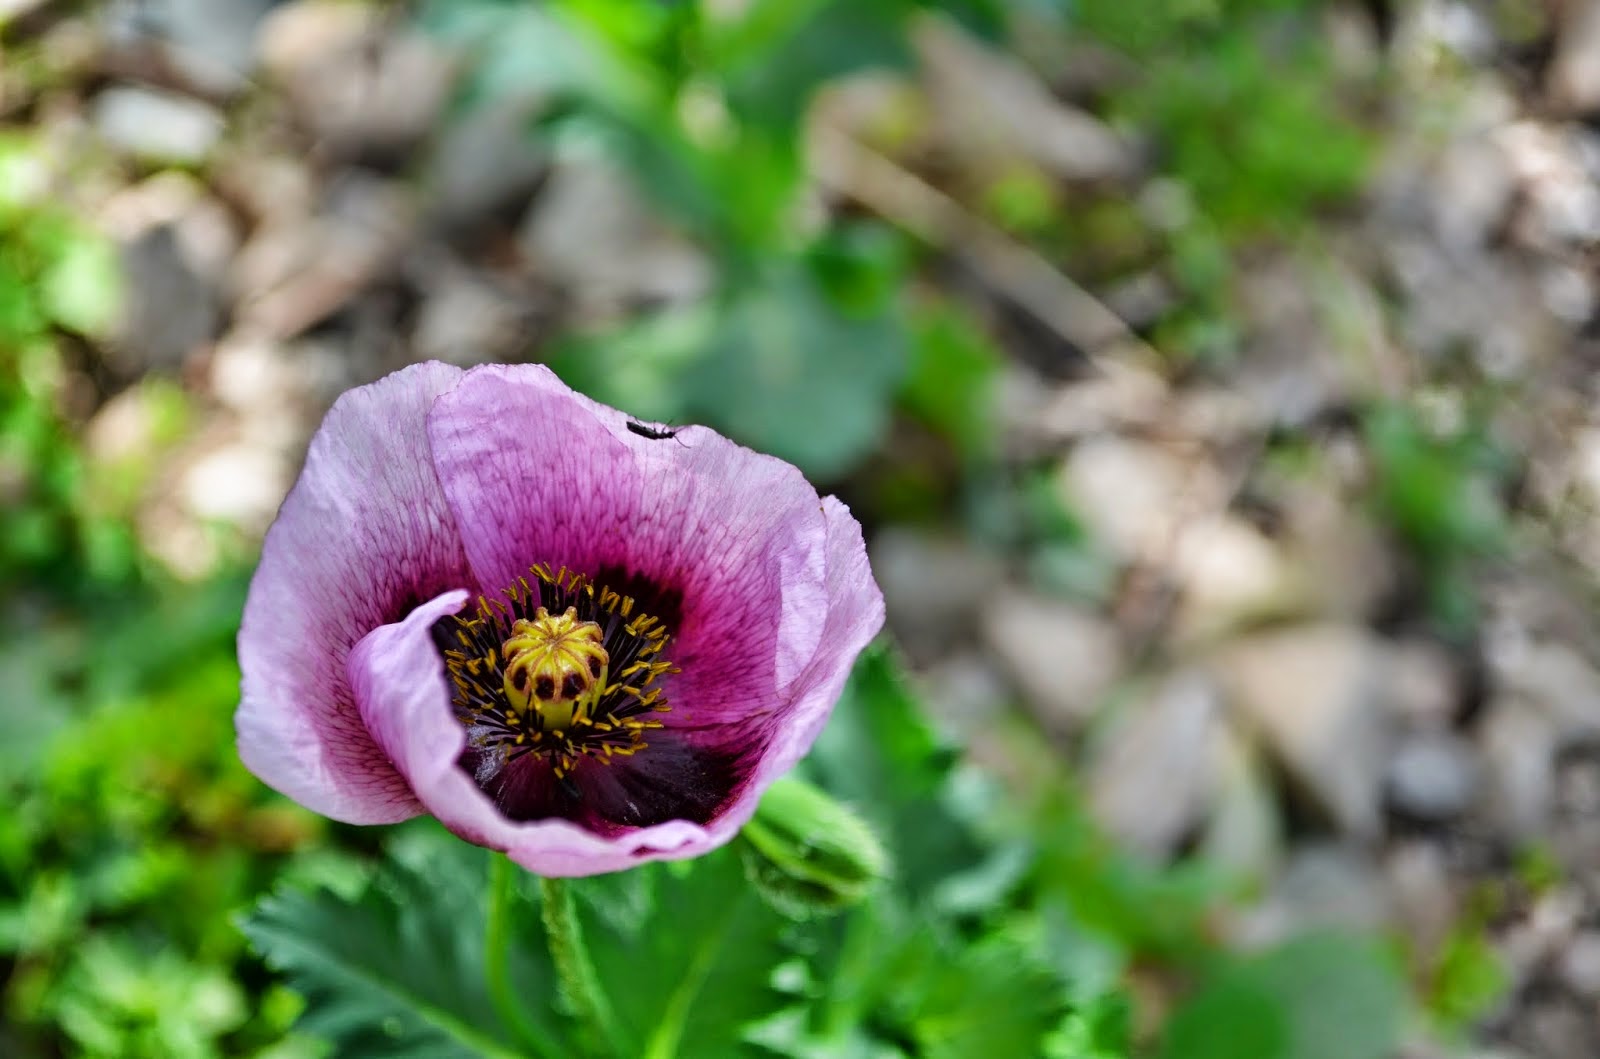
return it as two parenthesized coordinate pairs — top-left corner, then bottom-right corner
(236, 362), (470, 824)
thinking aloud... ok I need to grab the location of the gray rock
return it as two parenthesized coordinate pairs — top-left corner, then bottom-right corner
(113, 225), (220, 370)
(1384, 841), (1458, 957)
(1385, 733), (1480, 821)
(913, 652), (1009, 737)
(1057, 435), (1212, 565)
(1489, 639), (1600, 742)
(872, 527), (1005, 663)
(92, 86), (225, 163)
(1481, 698), (1559, 838)
(423, 98), (548, 227)
(1214, 623), (1388, 839)
(259, 0), (454, 153)
(103, 0), (275, 94)
(1087, 670), (1222, 860)
(1198, 726), (1282, 884)
(518, 152), (712, 321)
(1233, 843), (1389, 946)
(1383, 639), (1462, 729)
(982, 587), (1121, 732)
(408, 258), (534, 366)
(1548, 2), (1600, 114)
(915, 17), (1133, 183)
(1560, 931), (1600, 1000)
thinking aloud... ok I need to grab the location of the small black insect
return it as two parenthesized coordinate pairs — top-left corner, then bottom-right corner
(626, 420), (688, 445)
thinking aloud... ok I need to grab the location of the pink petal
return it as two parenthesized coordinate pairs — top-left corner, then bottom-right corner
(236, 362), (471, 824)
(351, 591), (723, 876)
(426, 363), (831, 729)
(690, 496), (886, 835)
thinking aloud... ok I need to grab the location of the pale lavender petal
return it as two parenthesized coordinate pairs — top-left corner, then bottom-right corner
(236, 362), (471, 824)
(351, 592), (727, 876)
(685, 496), (886, 838)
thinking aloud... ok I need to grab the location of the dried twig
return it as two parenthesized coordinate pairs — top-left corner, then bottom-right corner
(808, 123), (1163, 368)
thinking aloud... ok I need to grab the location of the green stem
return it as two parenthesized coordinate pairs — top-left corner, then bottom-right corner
(540, 876), (618, 1057)
(486, 855), (551, 1057)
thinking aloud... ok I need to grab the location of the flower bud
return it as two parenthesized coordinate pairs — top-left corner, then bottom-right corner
(740, 776), (888, 918)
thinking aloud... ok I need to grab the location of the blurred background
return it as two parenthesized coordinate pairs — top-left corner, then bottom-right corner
(3, 0), (1600, 1055)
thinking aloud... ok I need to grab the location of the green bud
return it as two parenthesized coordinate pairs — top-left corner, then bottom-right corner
(740, 776), (889, 918)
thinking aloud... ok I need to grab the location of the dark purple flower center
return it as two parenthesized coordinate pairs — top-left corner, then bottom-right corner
(433, 564), (679, 788)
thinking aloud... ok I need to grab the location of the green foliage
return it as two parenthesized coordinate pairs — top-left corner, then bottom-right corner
(242, 840), (551, 1059)
(0, 134), (132, 588)
(1159, 934), (1406, 1059)
(902, 303), (1003, 458)
(1427, 924), (1509, 1033)
(1364, 401), (1511, 632)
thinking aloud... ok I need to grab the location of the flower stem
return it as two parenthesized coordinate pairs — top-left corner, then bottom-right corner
(486, 854), (550, 1057)
(540, 875), (617, 1057)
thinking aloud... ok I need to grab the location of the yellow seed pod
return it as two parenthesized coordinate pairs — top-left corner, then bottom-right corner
(500, 606), (609, 731)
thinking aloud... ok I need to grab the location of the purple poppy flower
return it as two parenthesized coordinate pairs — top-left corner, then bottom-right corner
(235, 362), (883, 876)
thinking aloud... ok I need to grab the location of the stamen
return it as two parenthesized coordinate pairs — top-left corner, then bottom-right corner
(438, 564), (678, 785)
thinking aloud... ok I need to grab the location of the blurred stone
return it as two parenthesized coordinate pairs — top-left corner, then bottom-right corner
(113, 225), (220, 371)
(1429, 134), (1517, 252)
(92, 86), (224, 163)
(1383, 639), (1462, 729)
(1234, 843), (1389, 946)
(1489, 637), (1600, 741)
(913, 652), (1009, 736)
(1538, 261), (1594, 325)
(1502, 888), (1585, 987)
(1058, 436), (1215, 564)
(1503, 996), (1600, 1059)
(259, 0), (454, 154)
(1386, 732), (1480, 822)
(1387, 237), (1558, 379)
(914, 17), (1133, 183)
(1481, 698), (1558, 837)
(1087, 670), (1221, 860)
(103, 0), (275, 95)
(1548, 2), (1600, 115)
(1011, 361), (1168, 447)
(1215, 623), (1387, 839)
(518, 153), (713, 320)
(1385, 841), (1459, 957)
(1496, 121), (1600, 252)
(100, 173), (240, 280)
(1199, 725), (1281, 884)
(84, 386), (168, 467)
(209, 334), (304, 417)
(983, 587), (1121, 731)
(233, 173), (415, 339)
(872, 527), (1004, 663)
(1559, 931), (1600, 999)
(181, 441), (291, 529)
(1235, 255), (1361, 427)
(1278, 473), (1395, 621)
(409, 257), (533, 365)
(1170, 515), (1297, 642)
(423, 98), (548, 227)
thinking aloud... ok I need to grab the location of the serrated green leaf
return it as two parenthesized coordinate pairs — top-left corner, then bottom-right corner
(581, 848), (790, 1058)
(240, 846), (568, 1059)
(776, 899), (1068, 1059)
